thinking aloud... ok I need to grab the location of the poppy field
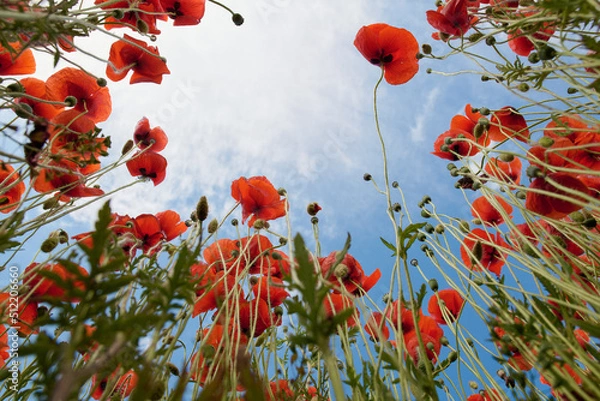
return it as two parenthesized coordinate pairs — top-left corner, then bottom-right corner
(1, 0), (600, 400)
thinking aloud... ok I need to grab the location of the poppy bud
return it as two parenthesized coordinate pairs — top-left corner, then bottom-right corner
(469, 381), (478, 389)
(43, 197), (59, 210)
(516, 190), (526, 199)
(311, 216), (319, 225)
(391, 181), (399, 188)
(421, 209), (431, 218)
(527, 52), (540, 64)
(538, 45), (557, 60)
(471, 241), (483, 264)
(249, 276), (259, 286)
(363, 173), (372, 181)
(278, 237), (287, 245)
(232, 13), (244, 26)
(526, 165), (543, 179)
(447, 351), (458, 362)
(421, 44), (432, 54)
(14, 103), (33, 119)
(96, 77), (108, 87)
(6, 82), (23, 93)
(207, 218), (219, 234)
(518, 83), (529, 92)
(497, 369), (506, 379)
(41, 237), (59, 253)
(583, 217), (597, 229)
(498, 153), (514, 162)
(538, 136), (554, 148)
(428, 278), (438, 292)
(416, 232), (426, 242)
(274, 306), (284, 316)
(382, 293), (392, 303)
(231, 218), (238, 226)
(307, 202), (321, 216)
(485, 36), (496, 46)
(112, 9), (125, 18)
(468, 33), (483, 42)
(424, 223), (434, 234)
(458, 220), (470, 233)
(392, 203), (402, 213)
(55, 229), (69, 244)
(196, 196), (209, 222)
(64, 95), (77, 107)
(567, 87), (578, 94)
(334, 263), (349, 279)
(136, 19), (149, 34)
(435, 224), (445, 234)
(473, 123), (485, 139)
(440, 336), (449, 346)
(277, 188), (286, 196)
(570, 211), (585, 223)
(121, 139), (134, 155)
(253, 219), (269, 229)
(479, 107), (490, 116)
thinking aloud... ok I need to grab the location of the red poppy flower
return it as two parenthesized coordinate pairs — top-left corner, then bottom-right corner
(192, 271), (241, 316)
(467, 389), (505, 401)
(354, 23), (419, 85)
(0, 42), (36, 75)
(264, 380), (295, 401)
(487, 107), (530, 142)
(48, 110), (108, 164)
(483, 156), (522, 185)
(323, 293), (358, 327)
(471, 195), (513, 225)
(525, 172), (588, 219)
(95, 0), (164, 34)
(507, 17), (554, 57)
(426, 0), (476, 37)
(132, 117), (168, 151)
(91, 369), (138, 400)
(364, 312), (390, 341)
(544, 115), (588, 141)
(160, 0), (206, 26)
(537, 219), (584, 257)
(506, 222), (538, 254)
(238, 234), (274, 274)
(126, 150), (167, 185)
(252, 276), (289, 307)
(231, 176), (287, 226)
(107, 35), (171, 84)
(527, 137), (575, 173)
(386, 300), (419, 333)
(238, 297), (280, 337)
(404, 315), (444, 363)
(15, 77), (63, 120)
(156, 210), (187, 240)
(570, 132), (600, 171)
(133, 214), (164, 254)
(32, 160), (104, 201)
(0, 328), (9, 368)
(460, 228), (508, 276)
(432, 129), (479, 160)
(449, 104), (491, 147)
(0, 162), (25, 213)
(427, 288), (465, 325)
(23, 262), (88, 302)
(46, 67), (112, 123)
(0, 293), (38, 336)
(320, 252), (365, 293)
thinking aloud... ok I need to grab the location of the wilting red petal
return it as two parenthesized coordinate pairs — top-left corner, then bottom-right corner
(126, 151), (167, 185)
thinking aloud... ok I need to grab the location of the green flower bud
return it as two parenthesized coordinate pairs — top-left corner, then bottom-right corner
(253, 219), (267, 229)
(421, 209), (431, 218)
(428, 278), (439, 292)
(231, 218), (238, 226)
(468, 32), (483, 42)
(517, 83), (529, 92)
(96, 77), (107, 87)
(64, 95), (77, 107)
(363, 173), (372, 181)
(458, 220), (470, 233)
(41, 237), (59, 253)
(207, 218), (219, 234)
(479, 107), (490, 116)
(232, 13), (244, 26)
(528, 52), (540, 64)
(485, 36), (496, 46)
(121, 139), (134, 155)
(526, 165), (543, 179)
(311, 216), (319, 225)
(424, 223), (435, 234)
(14, 103), (33, 119)
(137, 18), (149, 34)
(538, 45), (557, 60)
(498, 153), (514, 162)
(567, 87), (578, 94)
(435, 224), (445, 234)
(6, 82), (23, 93)
(538, 136), (554, 148)
(421, 44), (432, 54)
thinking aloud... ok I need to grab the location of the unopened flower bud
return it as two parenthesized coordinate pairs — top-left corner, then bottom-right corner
(232, 13), (244, 26)
(428, 278), (439, 292)
(56, 229), (69, 244)
(307, 202), (321, 216)
(528, 52), (540, 64)
(469, 381), (479, 389)
(196, 196), (209, 222)
(567, 87), (578, 94)
(14, 103), (33, 119)
(207, 218), (219, 234)
(516, 190), (526, 199)
(421, 209), (431, 218)
(249, 276), (259, 286)
(526, 165), (543, 179)
(416, 232), (426, 242)
(41, 237), (59, 253)
(112, 9), (125, 18)
(440, 336), (449, 346)
(538, 45), (557, 60)
(136, 18), (149, 33)
(391, 181), (399, 188)
(458, 220), (470, 233)
(231, 218), (238, 226)
(363, 173), (372, 181)
(274, 306), (284, 316)
(447, 351), (458, 362)
(485, 36), (496, 46)
(392, 203), (402, 213)
(479, 107), (490, 116)
(121, 139), (134, 155)
(382, 293), (392, 303)
(410, 259), (418, 266)
(517, 83), (529, 92)
(277, 188), (286, 196)
(435, 224), (445, 234)
(538, 136), (554, 148)
(473, 123), (485, 139)
(6, 82), (23, 93)
(421, 44), (432, 54)
(583, 217), (597, 229)
(253, 219), (267, 229)
(311, 216), (319, 225)
(468, 33), (483, 42)
(96, 78), (107, 87)
(424, 223), (435, 234)
(498, 153), (514, 162)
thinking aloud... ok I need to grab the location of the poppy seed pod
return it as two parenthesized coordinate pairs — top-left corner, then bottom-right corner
(196, 196), (209, 222)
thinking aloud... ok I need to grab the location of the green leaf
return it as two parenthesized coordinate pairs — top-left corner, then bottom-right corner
(380, 237), (397, 256)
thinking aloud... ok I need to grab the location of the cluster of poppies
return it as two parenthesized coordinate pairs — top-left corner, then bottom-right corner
(426, 0), (555, 57)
